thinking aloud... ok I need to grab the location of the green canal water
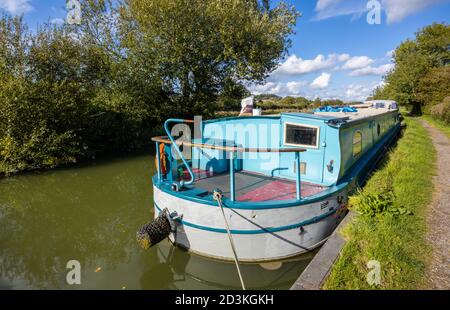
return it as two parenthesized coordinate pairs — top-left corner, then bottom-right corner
(0, 154), (313, 290)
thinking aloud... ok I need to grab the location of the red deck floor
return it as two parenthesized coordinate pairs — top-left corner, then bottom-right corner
(180, 168), (326, 202)
(236, 180), (325, 202)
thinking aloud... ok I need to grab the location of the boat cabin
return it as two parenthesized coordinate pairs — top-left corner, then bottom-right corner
(152, 106), (400, 205)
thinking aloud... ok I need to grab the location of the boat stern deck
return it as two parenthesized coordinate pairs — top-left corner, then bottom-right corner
(182, 169), (327, 202)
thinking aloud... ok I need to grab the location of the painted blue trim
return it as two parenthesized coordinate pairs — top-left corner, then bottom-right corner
(154, 202), (337, 234)
(230, 152), (235, 201)
(295, 151), (301, 200)
(164, 118), (195, 185)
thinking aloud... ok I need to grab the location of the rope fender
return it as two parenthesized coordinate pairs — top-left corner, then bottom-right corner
(136, 208), (172, 249)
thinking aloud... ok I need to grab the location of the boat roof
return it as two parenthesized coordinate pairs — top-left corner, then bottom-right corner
(313, 107), (397, 122)
(282, 112), (349, 122)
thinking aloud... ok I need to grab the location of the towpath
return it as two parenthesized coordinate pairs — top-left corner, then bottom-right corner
(421, 120), (450, 289)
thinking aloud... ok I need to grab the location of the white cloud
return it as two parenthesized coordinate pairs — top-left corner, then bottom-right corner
(273, 53), (381, 78)
(286, 81), (309, 94)
(249, 80), (381, 102)
(349, 63), (394, 76)
(0, 0), (33, 15)
(310, 73), (331, 89)
(344, 84), (372, 101)
(274, 54), (334, 75)
(315, 0), (342, 11)
(313, 0), (447, 23)
(313, 0), (366, 21)
(249, 82), (284, 96)
(342, 56), (374, 70)
(50, 18), (65, 25)
(381, 0), (446, 24)
(249, 80), (309, 97)
(385, 49), (395, 58)
(274, 53), (351, 76)
(309, 83), (378, 102)
(338, 54), (351, 62)
(252, 50), (395, 101)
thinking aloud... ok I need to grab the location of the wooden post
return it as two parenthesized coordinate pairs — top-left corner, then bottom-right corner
(156, 142), (162, 183)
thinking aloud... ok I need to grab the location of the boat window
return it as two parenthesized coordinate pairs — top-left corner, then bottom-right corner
(377, 124), (381, 136)
(353, 131), (362, 157)
(284, 123), (319, 148)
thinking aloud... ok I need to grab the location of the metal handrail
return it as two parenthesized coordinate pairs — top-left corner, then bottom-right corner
(156, 120), (306, 201)
(163, 119), (196, 186)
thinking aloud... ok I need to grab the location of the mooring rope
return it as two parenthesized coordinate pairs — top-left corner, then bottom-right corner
(213, 190), (246, 290)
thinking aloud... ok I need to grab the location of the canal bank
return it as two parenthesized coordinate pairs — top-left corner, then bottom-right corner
(308, 116), (437, 290)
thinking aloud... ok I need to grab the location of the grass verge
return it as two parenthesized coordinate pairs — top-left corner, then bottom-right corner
(323, 116), (436, 289)
(421, 115), (450, 138)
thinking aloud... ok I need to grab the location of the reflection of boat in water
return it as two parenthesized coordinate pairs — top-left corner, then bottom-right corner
(139, 240), (315, 290)
(142, 100), (401, 262)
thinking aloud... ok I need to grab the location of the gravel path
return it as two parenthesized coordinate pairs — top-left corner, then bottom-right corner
(421, 120), (450, 290)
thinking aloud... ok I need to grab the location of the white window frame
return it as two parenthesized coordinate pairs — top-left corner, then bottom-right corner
(283, 122), (320, 149)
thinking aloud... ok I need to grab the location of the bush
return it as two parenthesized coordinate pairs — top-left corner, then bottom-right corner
(350, 189), (412, 217)
(350, 190), (394, 216)
(430, 96), (450, 124)
(418, 67), (450, 111)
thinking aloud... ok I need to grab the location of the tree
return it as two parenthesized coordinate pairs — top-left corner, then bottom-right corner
(383, 40), (430, 114)
(417, 66), (450, 112)
(375, 23), (450, 115)
(0, 1), (299, 174)
(279, 96), (297, 106)
(120, 0), (298, 117)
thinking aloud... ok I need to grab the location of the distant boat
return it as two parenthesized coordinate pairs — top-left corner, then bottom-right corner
(143, 101), (401, 262)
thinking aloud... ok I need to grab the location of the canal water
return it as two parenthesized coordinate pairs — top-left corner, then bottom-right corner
(0, 154), (313, 290)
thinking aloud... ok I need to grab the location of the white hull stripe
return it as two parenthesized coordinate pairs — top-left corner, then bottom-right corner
(154, 202), (338, 234)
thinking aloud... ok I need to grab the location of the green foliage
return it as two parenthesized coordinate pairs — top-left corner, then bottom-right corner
(254, 94), (282, 101)
(418, 66), (450, 113)
(350, 189), (412, 217)
(350, 190), (393, 217)
(430, 96), (450, 125)
(0, 1), (298, 174)
(120, 0), (298, 117)
(373, 23), (450, 115)
(248, 95), (348, 113)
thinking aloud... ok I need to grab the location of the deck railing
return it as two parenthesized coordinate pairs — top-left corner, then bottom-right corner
(153, 119), (307, 201)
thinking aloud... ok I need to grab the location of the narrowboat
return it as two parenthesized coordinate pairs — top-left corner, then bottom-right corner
(138, 100), (401, 263)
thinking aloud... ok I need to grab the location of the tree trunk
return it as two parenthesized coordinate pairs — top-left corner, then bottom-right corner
(410, 101), (423, 116)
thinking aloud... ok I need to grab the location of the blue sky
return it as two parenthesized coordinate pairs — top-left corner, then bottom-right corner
(1, 0), (449, 102)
